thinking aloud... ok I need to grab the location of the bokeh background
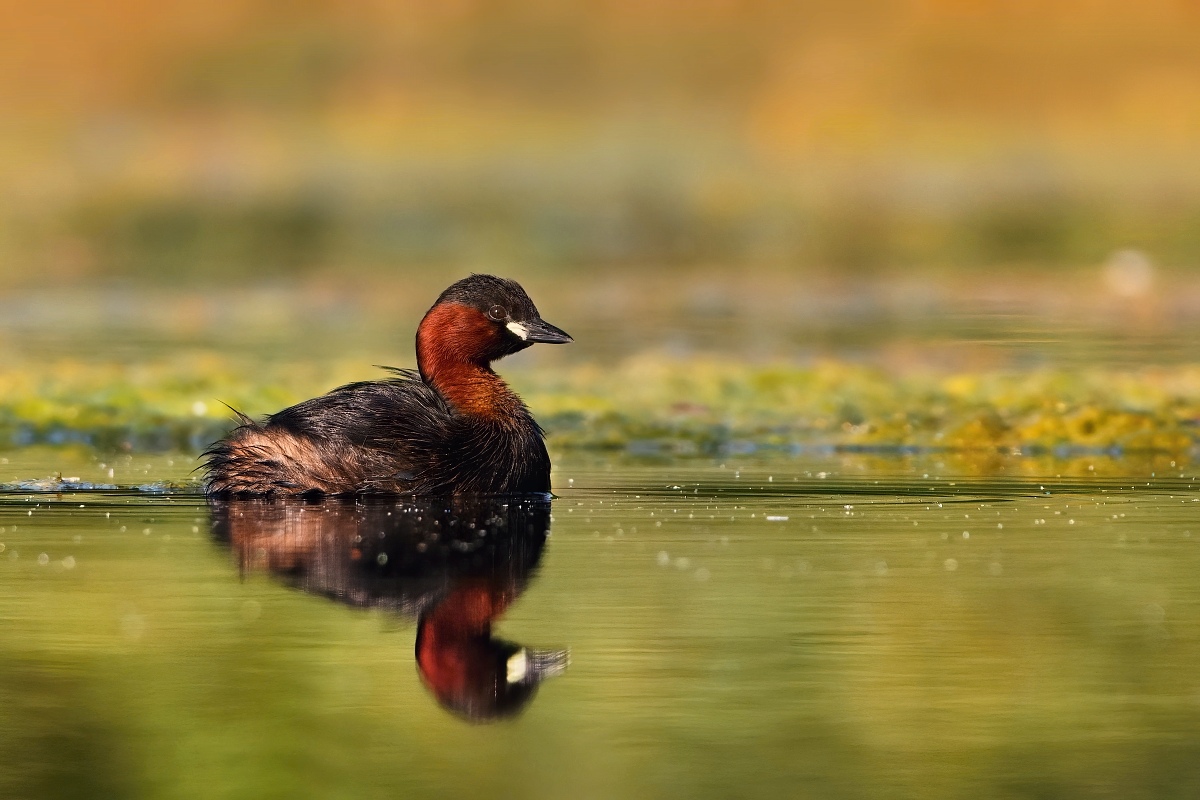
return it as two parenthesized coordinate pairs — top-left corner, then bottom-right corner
(3, 0), (1200, 464)
(6, 0), (1200, 285)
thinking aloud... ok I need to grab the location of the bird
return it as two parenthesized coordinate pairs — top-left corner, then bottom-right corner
(202, 275), (572, 496)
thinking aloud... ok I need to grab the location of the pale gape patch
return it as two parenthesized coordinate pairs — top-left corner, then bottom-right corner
(506, 321), (529, 340)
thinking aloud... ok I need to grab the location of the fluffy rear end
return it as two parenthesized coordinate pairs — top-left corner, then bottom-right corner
(202, 422), (363, 496)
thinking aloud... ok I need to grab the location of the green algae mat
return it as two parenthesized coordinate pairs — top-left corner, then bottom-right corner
(3, 352), (1198, 462)
(3, 279), (1199, 464)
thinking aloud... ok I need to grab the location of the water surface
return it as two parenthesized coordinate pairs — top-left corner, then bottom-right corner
(2, 451), (1198, 798)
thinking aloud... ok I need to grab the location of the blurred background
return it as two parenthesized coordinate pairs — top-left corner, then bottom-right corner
(4, 0), (1200, 286)
(3, 0), (1200, 460)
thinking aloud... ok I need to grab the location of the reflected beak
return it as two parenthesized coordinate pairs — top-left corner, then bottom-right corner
(528, 648), (571, 680)
(518, 318), (573, 344)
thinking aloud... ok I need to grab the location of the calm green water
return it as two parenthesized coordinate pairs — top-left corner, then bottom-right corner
(2, 449), (1199, 799)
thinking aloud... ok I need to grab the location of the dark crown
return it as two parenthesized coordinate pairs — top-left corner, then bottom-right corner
(433, 275), (541, 322)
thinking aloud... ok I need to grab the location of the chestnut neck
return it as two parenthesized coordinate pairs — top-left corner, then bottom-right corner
(416, 302), (524, 420)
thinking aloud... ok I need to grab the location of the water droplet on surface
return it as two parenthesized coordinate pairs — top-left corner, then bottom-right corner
(120, 613), (145, 641)
(944, 558), (959, 572)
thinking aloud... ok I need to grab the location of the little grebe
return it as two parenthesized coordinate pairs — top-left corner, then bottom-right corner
(202, 275), (572, 496)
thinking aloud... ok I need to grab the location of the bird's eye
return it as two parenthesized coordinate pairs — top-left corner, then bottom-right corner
(487, 305), (507, 321)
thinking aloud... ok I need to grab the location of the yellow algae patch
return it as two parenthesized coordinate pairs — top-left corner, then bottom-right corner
(1, 352), (1199, 454)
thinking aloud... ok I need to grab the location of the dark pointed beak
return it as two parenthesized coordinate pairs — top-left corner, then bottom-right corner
(523, 318), (573, 344)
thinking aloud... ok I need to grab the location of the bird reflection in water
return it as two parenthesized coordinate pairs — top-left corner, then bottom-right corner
(209, 496), (569, 721)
